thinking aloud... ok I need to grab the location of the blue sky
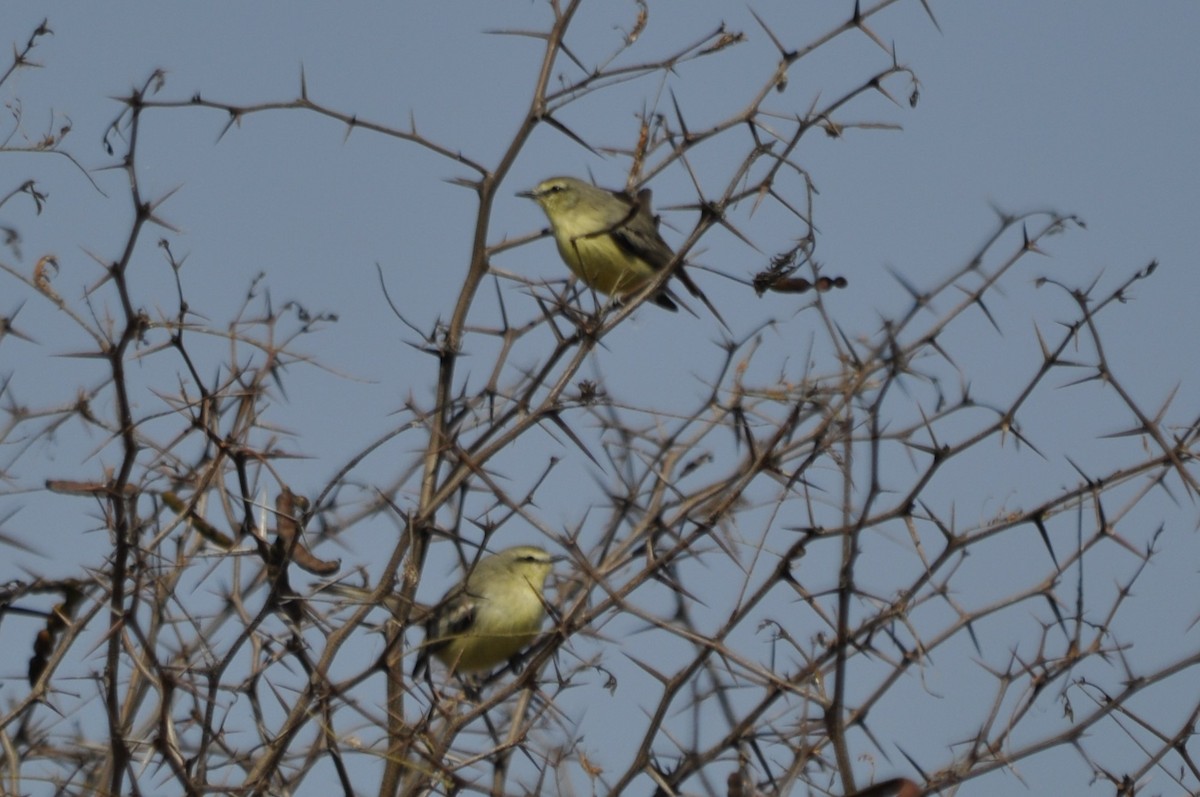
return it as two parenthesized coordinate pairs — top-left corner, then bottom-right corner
(2, 3), (1199, 795)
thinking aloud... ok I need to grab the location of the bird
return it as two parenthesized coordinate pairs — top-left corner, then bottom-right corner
(322, 545), (557, 675)
(519, 176), (726, 325)
(415, 545), (557, 675)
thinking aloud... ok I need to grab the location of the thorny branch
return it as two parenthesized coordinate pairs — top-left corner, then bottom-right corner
(1, 4), (1197, 797)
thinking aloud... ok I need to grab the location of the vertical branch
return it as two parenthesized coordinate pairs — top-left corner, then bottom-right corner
(830, 408), (858, 793)
(99, 74), (161, 797)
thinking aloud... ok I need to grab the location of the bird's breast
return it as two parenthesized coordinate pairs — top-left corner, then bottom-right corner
(553, 229), (655, 297)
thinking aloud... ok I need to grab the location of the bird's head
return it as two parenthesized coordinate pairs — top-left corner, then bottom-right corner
(517, 176), (591, 216)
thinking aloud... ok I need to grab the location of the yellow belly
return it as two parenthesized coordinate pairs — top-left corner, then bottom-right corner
(554, 231), (656, 297)
(435, 596), (544, 671)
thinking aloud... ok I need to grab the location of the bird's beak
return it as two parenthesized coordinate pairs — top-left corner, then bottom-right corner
(516, 188), (537, 199)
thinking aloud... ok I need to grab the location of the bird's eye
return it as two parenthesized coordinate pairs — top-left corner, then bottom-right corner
(547, 185), (563, 194)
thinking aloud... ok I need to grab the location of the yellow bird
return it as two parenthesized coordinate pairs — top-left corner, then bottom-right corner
(415, 545), (556, 675)
(323, 545), (557, 675)
(520, 176), (724, 324)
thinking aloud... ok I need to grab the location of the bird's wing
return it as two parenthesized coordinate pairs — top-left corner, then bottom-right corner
(427, 587), (479, 642)
(606, 188), (676, 272)
(412, 587), (480, 676)
(607, 187), (730, 328)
